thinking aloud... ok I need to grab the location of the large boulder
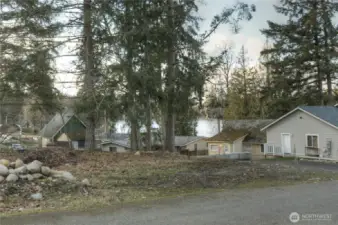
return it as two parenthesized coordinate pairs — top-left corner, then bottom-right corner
(0, 165), (9, 176)
(14, 165), (28, 175)
(19, 175), (28, 180)
(32, 173), (44, 180)
(81, 178), (90, 186)
(27, 174), (34, 181)
(0, 176), (4, 183)
(6, 174), (18, 182)
(0, 159), (10, 167)
(9, 162), (16, 169)
(15, 159), (24, 169)
(30, 193), (43, 201)
(41, 166), (51, 176)
(8, 169), (15, 174)
(27, 160), (43, 173)
(51, 170), (75, 181)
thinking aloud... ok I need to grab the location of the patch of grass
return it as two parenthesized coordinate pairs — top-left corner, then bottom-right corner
(2, 152), (338, 217)
(1, 187), (216, 218)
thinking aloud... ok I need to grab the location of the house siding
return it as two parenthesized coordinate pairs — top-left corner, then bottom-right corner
(57, 133), (69, 142)
(266, 110), (338, 159)
(40, 137), (49, 148)
(243, 143), (264, 159)
(101, 143), (130, 153)
(185, 139), (208, 151)
(207, 142), (233, 155)
(54, 116), (86, 142)
(233, 136), (246, 152)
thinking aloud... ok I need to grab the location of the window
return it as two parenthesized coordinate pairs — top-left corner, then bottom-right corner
(224, 145), (229, 153)
(210, 145), (218, 151)
(261, 144), (264, 153)
(306, 135), (318, 148)
(194, 143), (197, 151)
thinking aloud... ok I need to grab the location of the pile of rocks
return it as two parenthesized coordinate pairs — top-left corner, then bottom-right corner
(0, 158), (76, 183)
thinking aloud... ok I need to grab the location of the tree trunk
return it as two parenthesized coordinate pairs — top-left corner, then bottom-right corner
(164, 0), (176, 152)
(321, 0), (333, 105)
(130, 122), (138, 151)
(161, 109), (166, 151)
(313, 1), (324, 105)
(83, 0), (96, 150)
(124, 0), (138, 151)
(146, 94), (152, 151)
(240, 46), (249, 118)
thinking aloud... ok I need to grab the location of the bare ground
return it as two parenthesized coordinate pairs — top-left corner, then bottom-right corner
(1, 150), (338, 216)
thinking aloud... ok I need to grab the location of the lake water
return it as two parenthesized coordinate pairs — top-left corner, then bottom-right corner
(115, 118), (222, 137)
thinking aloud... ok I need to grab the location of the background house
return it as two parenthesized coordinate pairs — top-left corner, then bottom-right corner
(206, 129), (247, 155)
(206, 120), (272, 157)
(39, 108), (87, 149)
(262, 106), (338, 160)
(242, 129), (266, 159)
(101, 133), (130, 152)
(174, 136), (207, 153)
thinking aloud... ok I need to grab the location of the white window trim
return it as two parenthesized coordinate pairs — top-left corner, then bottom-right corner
(305, 134), (319, 148)
(210, 144), (219, 151)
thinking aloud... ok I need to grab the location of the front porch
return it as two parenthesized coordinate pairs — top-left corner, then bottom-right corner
(263, 143), (286, 157)
(264, 143), (336, 161)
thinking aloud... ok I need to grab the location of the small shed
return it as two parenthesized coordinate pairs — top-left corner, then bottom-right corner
(100, 133), (130, 152)
(206, 129), (248, 155)
(39, 108), (87, 149)
(174, 136), (207, 152)
(101, 140), (130, 152)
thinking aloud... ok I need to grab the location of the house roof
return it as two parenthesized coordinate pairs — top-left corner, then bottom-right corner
(223, 119), (274, 130)
(39, 108), (86, 139)
(261, 106), (338, 131)
(101, 139), (130, 148)
(206, 129), (248, 143)
(242, 129), (266, 144)
(101, 133), (131, 148)
(174, 136), (205, 147)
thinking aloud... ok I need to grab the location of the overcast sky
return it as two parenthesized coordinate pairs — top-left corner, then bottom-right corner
(55, 0), (283, 95)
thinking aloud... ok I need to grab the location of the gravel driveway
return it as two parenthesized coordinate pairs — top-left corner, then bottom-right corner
(2, 181), (338, 225)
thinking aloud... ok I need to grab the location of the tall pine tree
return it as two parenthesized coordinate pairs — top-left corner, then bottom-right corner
(261, 0), (338, 118)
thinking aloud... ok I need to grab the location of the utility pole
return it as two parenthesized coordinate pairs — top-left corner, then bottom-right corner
(83, 0), (96, 150)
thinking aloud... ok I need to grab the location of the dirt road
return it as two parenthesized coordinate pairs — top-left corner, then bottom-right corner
(2, 181), (338, 225)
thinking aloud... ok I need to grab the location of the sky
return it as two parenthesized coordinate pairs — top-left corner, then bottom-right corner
(55, 0), (284, 96)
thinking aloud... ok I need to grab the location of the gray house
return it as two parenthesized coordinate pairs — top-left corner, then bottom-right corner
(174, 136), (207, 152)
(261, 106), (338, 160)
(101, 133), (131, 152)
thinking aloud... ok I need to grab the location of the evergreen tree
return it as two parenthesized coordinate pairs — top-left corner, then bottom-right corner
(261, 0), (338, 117)
(0, 0), (62, 115)
(224, 46), (263, 119)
